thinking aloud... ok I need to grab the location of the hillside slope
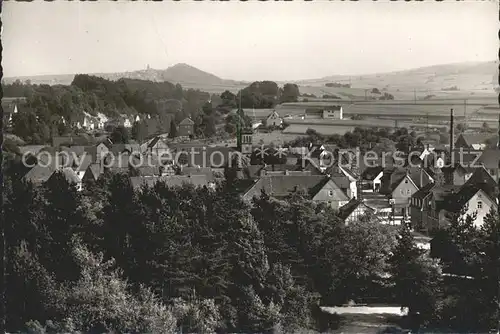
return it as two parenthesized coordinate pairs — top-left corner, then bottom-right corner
(296, 60), (498, 92)
(4, 60), (497, 95)
(3, 63), (247, 90)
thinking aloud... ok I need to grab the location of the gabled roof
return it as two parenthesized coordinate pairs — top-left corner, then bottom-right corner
(411, 182), (435, 200)
(462, 166), (498, 199)
(18, 145), (45, 156)
(61, 145), (87, 157)
(465, 165), (496, 186)
(338, 199), (375, 220)
(243, 175), (329, 200)
(445, 185), (496, 213)
(361, 166), (384, 181)
(147, 136), (169, 149)
(84, 163), (102, 181)
(23, 164), (57, 184)
(407, 167), (433, 188)
(54, 167), (81, 184)
(179, 117), (195, 125)
(476, 149), (500, 169)
(456, 133), (497, 147)
(74, 154), (93, 172)
(266, 110), (281, 119)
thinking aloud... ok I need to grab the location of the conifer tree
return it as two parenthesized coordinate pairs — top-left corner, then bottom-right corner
(389, 223), (442, 327)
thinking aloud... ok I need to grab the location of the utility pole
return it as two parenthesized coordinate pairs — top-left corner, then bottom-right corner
(414, 89), (417, 104)
(364, 89), (368, 101)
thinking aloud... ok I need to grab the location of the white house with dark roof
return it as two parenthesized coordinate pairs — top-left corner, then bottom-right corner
(265, 110), (282, 127)
(323, 106), (343, 119)
(178, 117), (195, 137)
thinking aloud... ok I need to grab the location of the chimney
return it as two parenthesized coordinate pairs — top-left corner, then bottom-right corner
(449, 108), (454, 165)
(420, 168), (423, 188)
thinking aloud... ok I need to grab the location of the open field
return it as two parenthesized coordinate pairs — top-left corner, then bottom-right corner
(295, 61), (497, 92)
(240, 98), (499, 123)
(284, 124), (356, 136)
(252, 131), (302, 146)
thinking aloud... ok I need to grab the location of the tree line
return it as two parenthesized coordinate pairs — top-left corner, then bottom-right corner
(4, 78), (300, 145)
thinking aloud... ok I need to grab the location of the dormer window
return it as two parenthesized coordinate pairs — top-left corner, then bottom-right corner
(477, 201), (483, 209)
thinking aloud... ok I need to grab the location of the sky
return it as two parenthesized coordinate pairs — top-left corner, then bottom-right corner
(2, 1), (498, 81)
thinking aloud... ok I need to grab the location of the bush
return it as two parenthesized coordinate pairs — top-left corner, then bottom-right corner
(46, 242), (178, 333)
(172, 298), (222, 333)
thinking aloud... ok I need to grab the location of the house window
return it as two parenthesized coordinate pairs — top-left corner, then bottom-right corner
(328, 190), (334, 197)
(406, 189), (411, 195)
(477, 201), (483, 209)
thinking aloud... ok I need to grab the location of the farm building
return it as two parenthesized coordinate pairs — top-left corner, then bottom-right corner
(265, 110), (283, 127)
(323, 106), (343, 119)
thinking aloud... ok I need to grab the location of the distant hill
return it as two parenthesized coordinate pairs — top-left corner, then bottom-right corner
(294, 60), (498, 93)
(3, 63), (249, 93)
(4, 60), (497, 95)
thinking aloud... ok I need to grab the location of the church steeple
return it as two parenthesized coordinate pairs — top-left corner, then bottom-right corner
(236, 91), (253, 154)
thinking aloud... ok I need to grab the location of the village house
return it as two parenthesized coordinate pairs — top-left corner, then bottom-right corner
(22, 163), (57, 185)
(441, 163), (475, 186)
(81, 163), (102, 186)
(322, 106), (343, 119)
(178, 117), (195, 138)
(265, 110), (283, 127)
(325, 164), (359, 200)
(145, 136), (170, 157)
(380, 167), (434, 218)
(454, 133), (497, 150)
(475, 149), (500, 182)
(85, 142), (111, 163)
(48, 167), (83, 191)
(242, 175), (350, 210)
(369, 168), (384, 192)
(411, 167), (498, 233)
